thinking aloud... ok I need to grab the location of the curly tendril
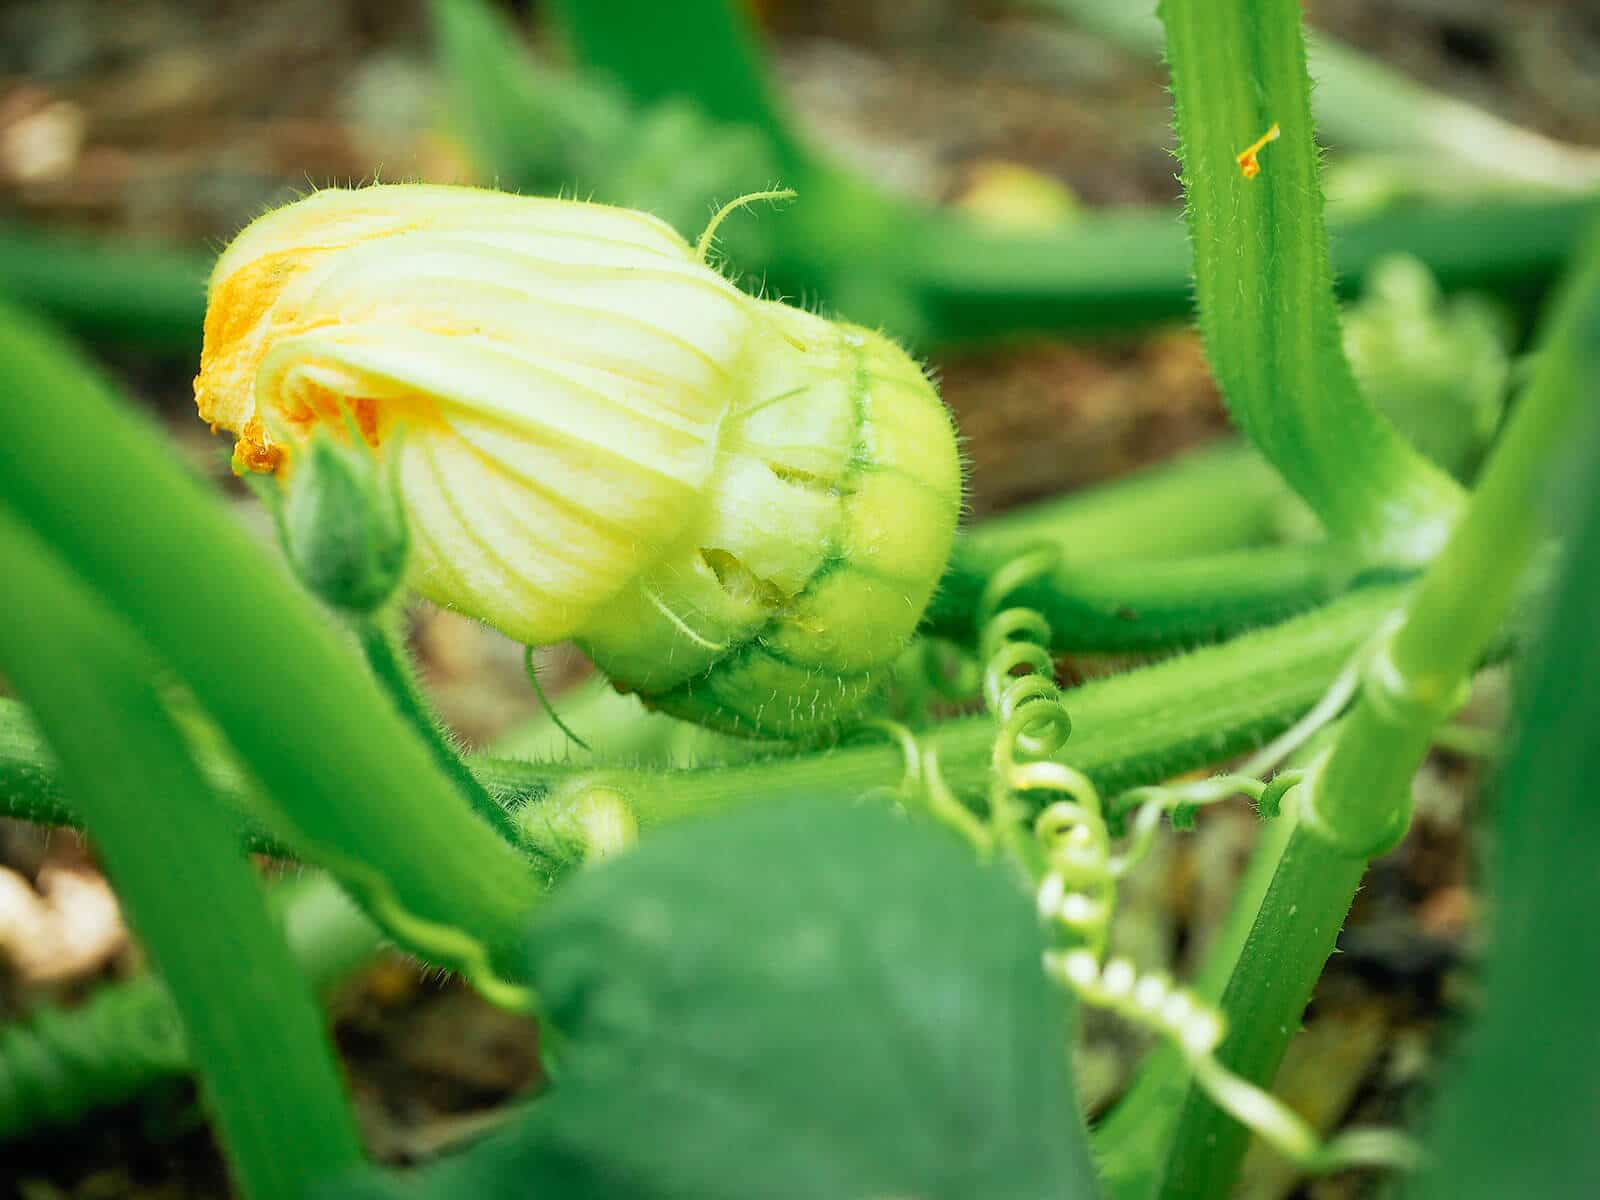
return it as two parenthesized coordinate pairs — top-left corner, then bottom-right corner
(966, 552), (1419, 1177)
(978, 547), (1073, 762)
(1049, 948), (1420, 1175)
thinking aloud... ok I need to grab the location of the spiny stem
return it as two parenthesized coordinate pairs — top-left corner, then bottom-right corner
(924, 440), (1345, 652)
(483, 584), (1411, 828)
(929, 540), (1366, 653)
(8, 586), (1411, 858)
(1159, 0), (1462, 560)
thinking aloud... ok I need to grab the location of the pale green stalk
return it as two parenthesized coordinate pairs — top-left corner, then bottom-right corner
(1155, 218), (1600, 1200)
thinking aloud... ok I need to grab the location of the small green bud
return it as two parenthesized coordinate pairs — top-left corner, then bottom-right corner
(521, 779), (640, 869)
(280, 433), (409, 614)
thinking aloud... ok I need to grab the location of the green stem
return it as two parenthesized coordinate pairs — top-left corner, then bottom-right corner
(0, 302), (542, 973)
(1, 873), (381, 1142)
(1094, 746), (1318, 1200)
(356, 611), (518, 842)
(486, 583), (1409, 828)
(1159, 834), (1367, 1198)
(8, 586), (1409, 853)
(903, 196), (1595, 345)
(952, 439), (1292, 564)
(928, 541), (1368, 652)
(1154, 216), (1600, 1199)
(922, 440), (1348, 651)
(1159, 0), (1462, 560)
(1039, 0), (1600, 190)
(1315, 220), (1600, 859)
(0, 507), (363, 1199)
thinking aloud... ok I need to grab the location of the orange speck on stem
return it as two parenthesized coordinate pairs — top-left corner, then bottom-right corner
(1236, 122), (1281, 180)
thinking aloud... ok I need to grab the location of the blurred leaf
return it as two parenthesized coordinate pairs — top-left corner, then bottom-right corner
(1343, 255), (1512, 480)
(543, 0), (801, 168)
(428, 0), (776, 238)
(336, 798), (1098, 1198)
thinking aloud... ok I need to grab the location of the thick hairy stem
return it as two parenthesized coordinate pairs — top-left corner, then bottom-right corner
(8, 587), (1408, 852)
(930, 541), (1368, 653)
(1160, 0), (1462, 560)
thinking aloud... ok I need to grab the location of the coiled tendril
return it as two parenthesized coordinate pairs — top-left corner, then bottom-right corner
(942, 551), (1420, 1177)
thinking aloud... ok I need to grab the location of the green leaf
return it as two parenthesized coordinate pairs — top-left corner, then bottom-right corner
(541, 0), (803, 171)
(342, 799), (1099, 1198)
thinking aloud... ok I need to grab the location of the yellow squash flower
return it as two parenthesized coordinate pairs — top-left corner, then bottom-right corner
(195, 184), (961, 737)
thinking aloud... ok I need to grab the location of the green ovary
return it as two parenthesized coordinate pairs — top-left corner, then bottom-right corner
(576, 307), (962, 738)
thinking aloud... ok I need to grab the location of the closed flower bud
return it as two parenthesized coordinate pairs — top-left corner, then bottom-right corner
(195, 184), (962, 737)
(279, 431), (409, 614)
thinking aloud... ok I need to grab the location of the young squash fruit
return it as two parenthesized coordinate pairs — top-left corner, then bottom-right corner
(195, 184), (962, 737)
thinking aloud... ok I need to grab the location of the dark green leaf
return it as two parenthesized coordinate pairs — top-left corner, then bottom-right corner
(341, 798), (1099, 1198)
